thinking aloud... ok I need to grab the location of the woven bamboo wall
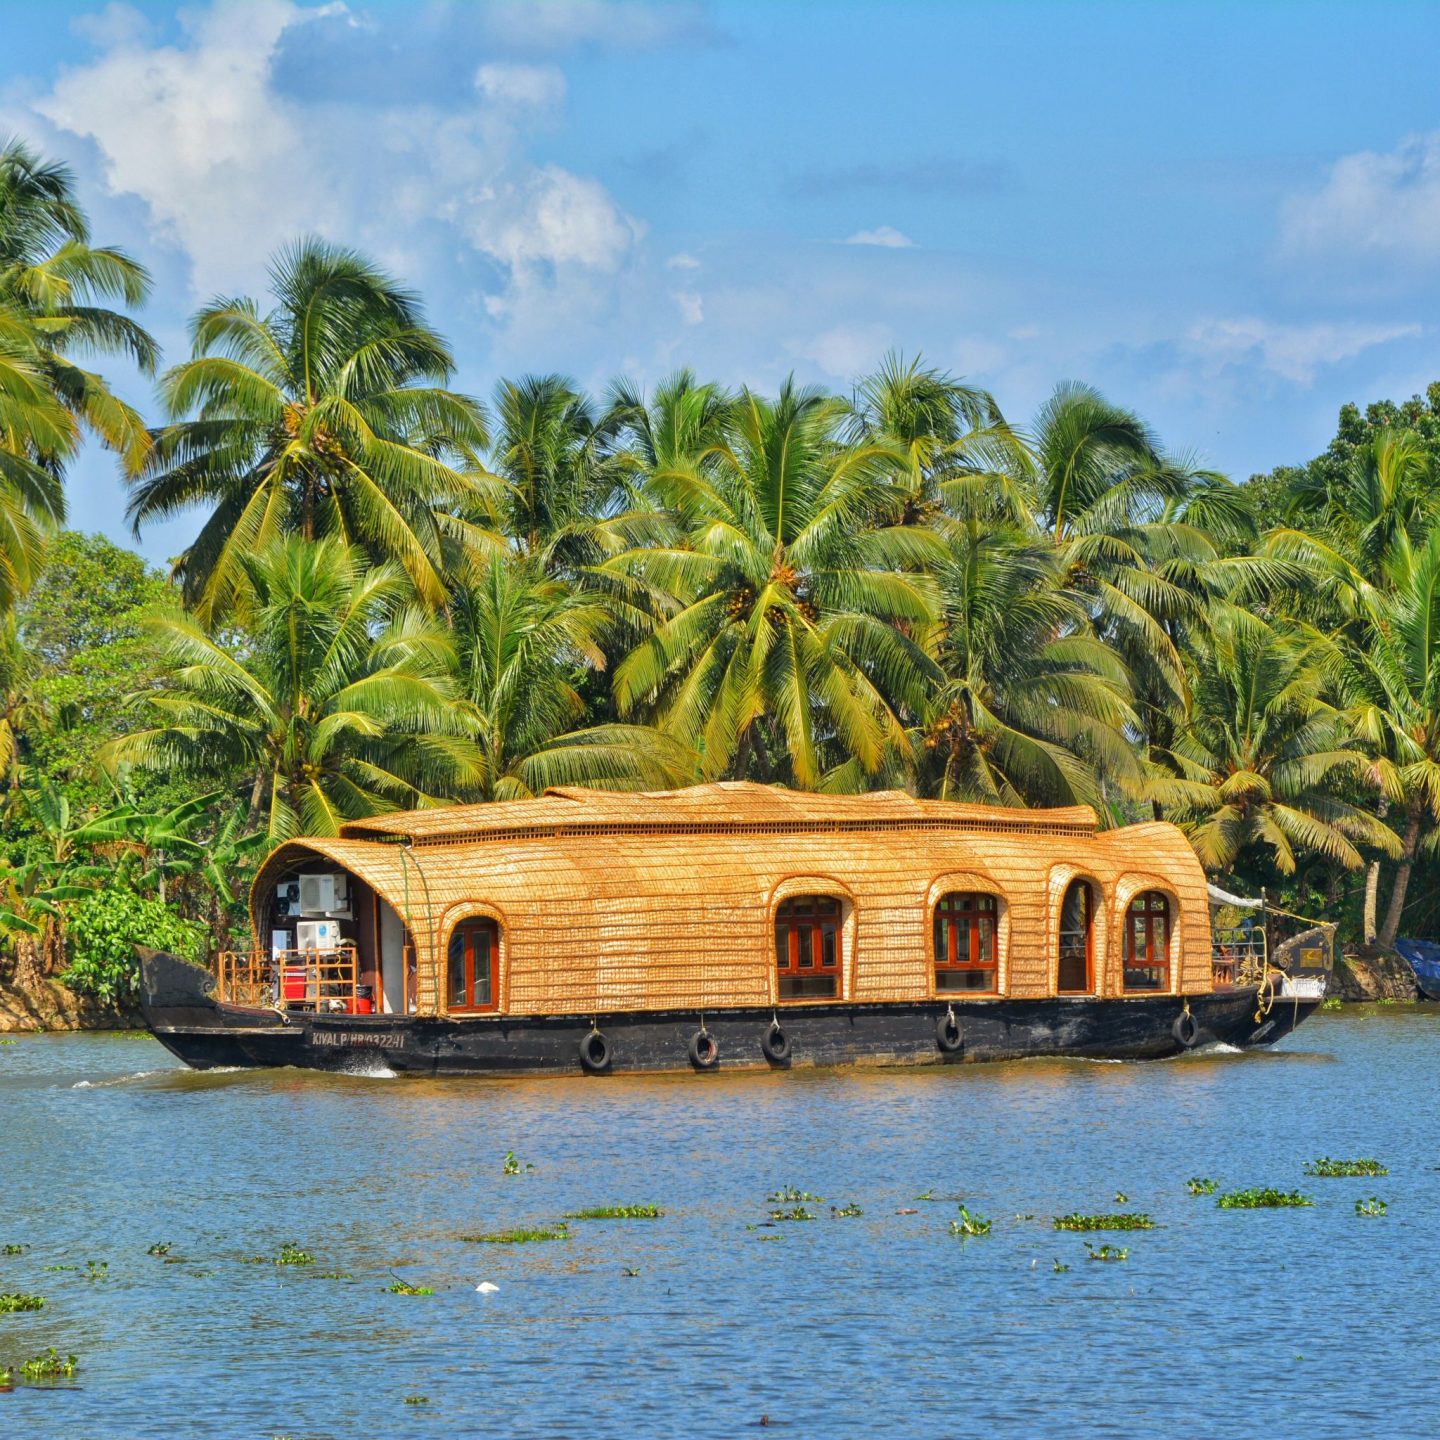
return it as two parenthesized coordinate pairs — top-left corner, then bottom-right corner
(250, 783), (1212, 1016)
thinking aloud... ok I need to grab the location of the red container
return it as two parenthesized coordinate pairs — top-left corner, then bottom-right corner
(282, 967), (308, 1002)
(350, 995), (374, 1015)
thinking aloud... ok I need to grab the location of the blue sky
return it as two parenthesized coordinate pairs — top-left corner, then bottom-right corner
(3, 0), (1438, 563)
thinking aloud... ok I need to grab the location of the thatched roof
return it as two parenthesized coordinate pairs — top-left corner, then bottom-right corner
(338, 781), (1099, 845)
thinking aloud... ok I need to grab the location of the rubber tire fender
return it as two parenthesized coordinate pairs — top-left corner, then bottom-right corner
(936, 1012), (964, 1054)
(688, 1029), (719, 1071)
(578, 1029), (613, 1074)
(1171, 1010), (1199, 1049)
(760, 1022), (791, 1065)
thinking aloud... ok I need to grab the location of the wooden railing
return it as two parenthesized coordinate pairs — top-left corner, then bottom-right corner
(216, 948), (367, 1013)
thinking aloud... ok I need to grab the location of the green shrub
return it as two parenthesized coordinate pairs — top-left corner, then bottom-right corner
(1216, 1188), (1312, 1209)
(1053, 1213), (1155, 1232)
(62, 890), (204, 1003)
(1305, 1157), (1387, 1178)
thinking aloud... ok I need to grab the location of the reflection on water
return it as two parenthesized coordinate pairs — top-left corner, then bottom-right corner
(1, 1009), (1435, 1439)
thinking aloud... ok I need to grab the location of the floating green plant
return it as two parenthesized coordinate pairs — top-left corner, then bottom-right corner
(1085, 1243), (1129, 1262)
(1305, 1158), (1388, 1178)
(147, 1242), (171, 1256)
(42, 1264), (75, 1272)
(621, 1266), (641, 1277)
(1216, 1188), (1313, 1209)
(561, 1205), (662, 1220)
(83, 1260), (108, 1281)
(1356, 1197), (1388, 1217)
(20, 1348), (77, 1380)
(914, 1190), (964, 1203)
(1, 1245), (24, 1257)
(755, 1235), (782, 1243)
(0, 1293), (44, 1312)
(404, 1396), (429, 1406)
(1053, 1213), (1155, 1232)
(949, 1206), (992, 1237)
(461, 1224), (570, 1244)
(275, 1242), (315, 1266)
(1113, 1192), (1128, 1204)
(768, 1206), (817, 1223)
(831, 1203), (862, 1218)
(768, 1187), (823, 1203)
(1320, 996), (1343, 1011)
(1052, 1259), (1070, 1273)
(502, 1152), (535, 1176)
(387, 1278), (434, 1295)
(316, 1271), (353, 1280)
(0, 1038), (16, 1045)
(1185, 1178), (1218, 1196)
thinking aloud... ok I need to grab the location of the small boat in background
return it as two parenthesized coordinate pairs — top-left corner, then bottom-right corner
(1394, 940), (1440, 1000)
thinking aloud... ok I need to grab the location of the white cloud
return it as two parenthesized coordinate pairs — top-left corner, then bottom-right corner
(792, 322), (893, 379)
(666, 251), (701, 270)
(479, 0), (718, 53)
(70, 2), (152, 48)
(844, 225), (914, 249)
(463, 166), (643, 272)
(475, 62), (566, 110)
(1281, 131), (1440, 264)
(673, 289), (703, 326)
(21, 0), (644, 339)
(1186, 316), (1421, 384)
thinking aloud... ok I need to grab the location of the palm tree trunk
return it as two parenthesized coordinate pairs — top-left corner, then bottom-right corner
(13, 934), (43, 994)
(1363, 861), (1381, 945)
(1364, 793), (1389, 944)
(1378, 806), (1425, 951)
(244, 768), (266, 830)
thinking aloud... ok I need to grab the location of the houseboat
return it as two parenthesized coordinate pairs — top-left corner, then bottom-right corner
(139, 782), (1332, 1076)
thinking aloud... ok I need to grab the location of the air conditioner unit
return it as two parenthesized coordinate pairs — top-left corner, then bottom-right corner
(296, 919), (344, 952)
(298, 873), (350, 917)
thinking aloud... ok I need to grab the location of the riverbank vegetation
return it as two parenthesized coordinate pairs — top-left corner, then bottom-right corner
(4, 137), (1440, 1007)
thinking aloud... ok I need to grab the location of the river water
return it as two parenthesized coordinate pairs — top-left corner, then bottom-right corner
(0, 1009), (1434, 1439)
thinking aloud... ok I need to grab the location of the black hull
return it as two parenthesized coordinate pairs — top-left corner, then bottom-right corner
(139, 950), (1320, 1077)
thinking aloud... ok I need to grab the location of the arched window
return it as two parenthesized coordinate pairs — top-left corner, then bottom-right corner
(775, 896), (842, 1001)
(1124, 892), (1170, 992)
(933, 893), (998, 993)
(447, 919), (499, 1013)
(1058, 880), (1094, 993)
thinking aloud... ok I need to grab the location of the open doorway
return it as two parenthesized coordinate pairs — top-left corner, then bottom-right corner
(1058, 879), (1095, 993)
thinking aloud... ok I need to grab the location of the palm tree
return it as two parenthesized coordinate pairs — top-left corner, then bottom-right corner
(0, 304), (78, 609)
(846, 351), (1032, 525)
(605, 379), (939, 788)
(0, 137), (155, 474)
(448, 555), (692, 799)
(1260, 429), (1435, 937)
(1147, 613), (1398, 876)
(487, 373), (628, 572)
(1330, 526), (1440, 947)
(126, 239), (493, 622)
(103, 537), (483, 838)
(912, 521), (1139, 806)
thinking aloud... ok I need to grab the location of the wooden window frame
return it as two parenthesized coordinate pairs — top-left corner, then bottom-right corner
(1123, 891), (1171, 994)
(932, 892), (999, 995)
(446, 919), (500, 1014)
(774, 895), (842, 1002)
(1057, 879), (1095, 995)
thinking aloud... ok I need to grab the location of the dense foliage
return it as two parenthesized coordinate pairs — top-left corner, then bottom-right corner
(2, 135), (1439, 1000)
